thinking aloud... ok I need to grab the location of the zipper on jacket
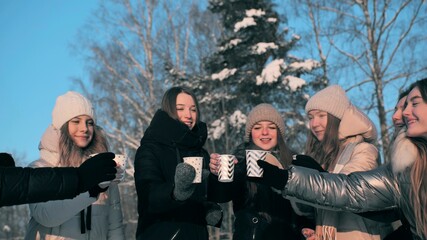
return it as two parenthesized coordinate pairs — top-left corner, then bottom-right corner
(170, 229), (180, 240)
(252, 216), (259, 240)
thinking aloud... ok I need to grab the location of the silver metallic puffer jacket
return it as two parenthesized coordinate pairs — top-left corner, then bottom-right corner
(284, 130), (424, 239)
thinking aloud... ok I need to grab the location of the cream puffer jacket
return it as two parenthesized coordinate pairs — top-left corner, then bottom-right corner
(293, 104), (392, 240)
(25, 125), (125, 240)
(285, 129), (422, 239)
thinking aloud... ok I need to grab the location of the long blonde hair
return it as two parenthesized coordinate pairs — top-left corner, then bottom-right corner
(58, 123), (109, 167)
(407, 79), (427, 238)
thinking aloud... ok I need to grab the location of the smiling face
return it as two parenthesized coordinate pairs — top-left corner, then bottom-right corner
(392, 96), (407, 130)
(251, 121), (278, 150)
(403, 87), (427, 139)
(68, 115), (94, 148)
(308, 110), (328, 141)
(176, 92), (197, 129)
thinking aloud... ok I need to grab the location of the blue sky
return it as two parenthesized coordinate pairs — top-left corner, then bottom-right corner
(0, 1), (420, 166)
(0, 1), (98, 165)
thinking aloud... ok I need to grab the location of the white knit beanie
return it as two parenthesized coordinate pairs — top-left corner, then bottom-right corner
(305, 85), (350, 119)
(244, 103), (285, 142)
(52, 91), (95, 129)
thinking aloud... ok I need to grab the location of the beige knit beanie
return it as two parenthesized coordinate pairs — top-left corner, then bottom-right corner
(52, 91), (95, 129)
(305, 85), (350, 119)
(244, 103), (285, 142)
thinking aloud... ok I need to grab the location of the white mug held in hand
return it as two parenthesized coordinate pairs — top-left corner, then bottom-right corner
(245, 150), (268, 177)
(183, 157), (203, 183)
(90, 153), (127, 188)
(113, 154), (127, 182)
(218, 154), (235, 182)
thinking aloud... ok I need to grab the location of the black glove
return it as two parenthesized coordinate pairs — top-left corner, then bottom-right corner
(77, 152), (116, 194)
(88, 185), (109, 198)
(250, 160), (288, 190)
(292, 155), (326, 172)
(173, 163), (196, 201)
(0, 152), (15, 167)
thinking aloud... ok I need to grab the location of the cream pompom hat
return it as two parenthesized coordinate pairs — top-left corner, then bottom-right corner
(52, 91), (95, 129)
(305, 85), (350, 119)
(244, 103), (285, 142)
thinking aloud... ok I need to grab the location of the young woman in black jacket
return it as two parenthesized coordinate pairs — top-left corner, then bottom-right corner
(134, 87), (221, 240)
(209, 103), (313, 240)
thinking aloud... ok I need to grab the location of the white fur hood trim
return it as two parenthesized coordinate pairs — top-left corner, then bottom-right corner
(391, 128), (418, 174)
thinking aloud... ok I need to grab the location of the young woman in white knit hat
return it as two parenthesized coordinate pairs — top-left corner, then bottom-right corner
(291, 85), (393, 240)
(25, 91), (125, 240)
(208, 103), (313, 240)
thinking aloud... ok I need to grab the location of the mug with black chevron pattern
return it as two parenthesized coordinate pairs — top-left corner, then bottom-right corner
(245, 150), (268, 177)
(218, 154), (235, 182)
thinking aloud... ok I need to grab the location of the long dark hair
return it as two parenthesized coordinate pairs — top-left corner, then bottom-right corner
(161, 86), (201, 123)
(276, 133), (294, 168)
(305, 113), (341, 171)
(406, 78), (427, 238)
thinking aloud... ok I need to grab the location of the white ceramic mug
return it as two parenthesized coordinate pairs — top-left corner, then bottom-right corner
(218, 154), (235, 182)
(183, 156), (203, 183)
(113, 154), (127, 182)
(245, 150), (268, 177)
(90, 153), (127, 187)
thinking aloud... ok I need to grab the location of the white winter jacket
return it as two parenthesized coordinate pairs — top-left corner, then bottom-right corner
(293, 104), (392, 240)
(25, 125), (125, 240)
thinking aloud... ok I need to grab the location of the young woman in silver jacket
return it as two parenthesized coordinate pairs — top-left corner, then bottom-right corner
(251, 78), (427, 240)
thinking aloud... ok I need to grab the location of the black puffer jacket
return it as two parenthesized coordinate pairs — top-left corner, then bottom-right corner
(134, 110), (215, 240)
(0, 167), (79, 207)
(209, 143), (312, 240)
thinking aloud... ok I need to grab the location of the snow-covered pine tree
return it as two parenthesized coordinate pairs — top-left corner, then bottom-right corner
(197, 0), (323, 153)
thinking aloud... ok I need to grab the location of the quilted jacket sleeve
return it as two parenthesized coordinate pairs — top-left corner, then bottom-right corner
(0, 167), (79, 207)
(284, 164), (399, 212)
(134, 143), (182, 213)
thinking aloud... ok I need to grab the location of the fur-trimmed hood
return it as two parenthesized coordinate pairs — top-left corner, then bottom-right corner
(390, 128), (418, 174)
